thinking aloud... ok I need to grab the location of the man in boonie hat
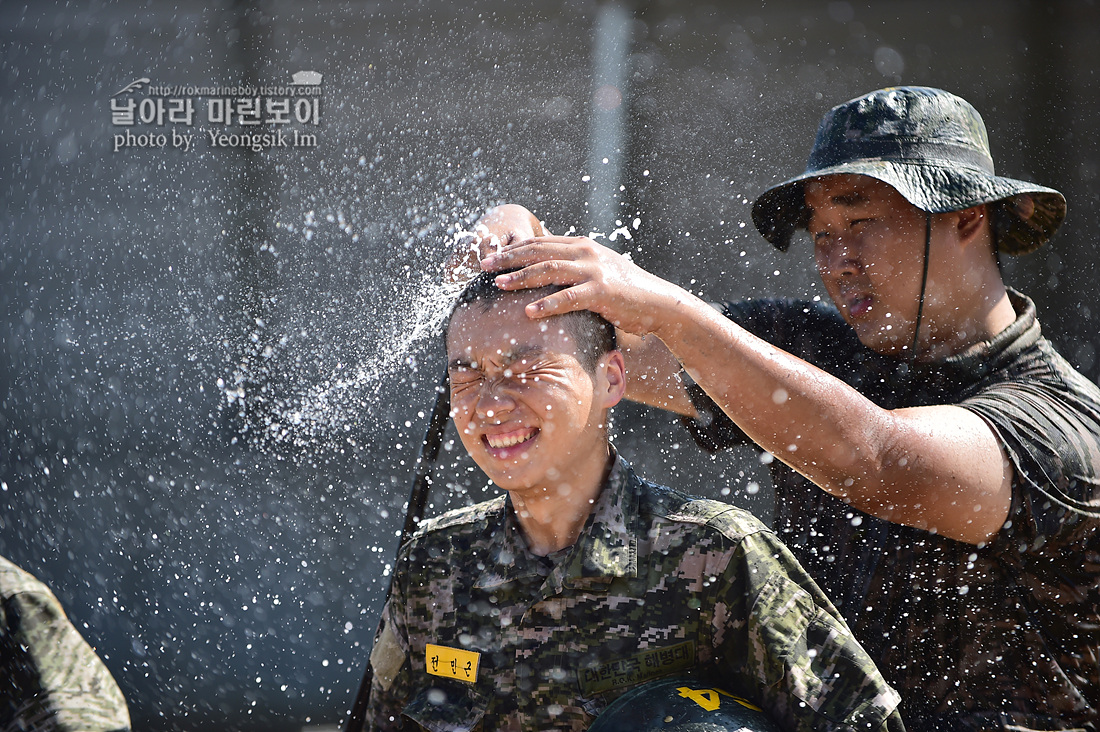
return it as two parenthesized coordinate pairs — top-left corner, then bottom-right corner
(478, 86), (1100, 729)
(752, 86), (1066, 256)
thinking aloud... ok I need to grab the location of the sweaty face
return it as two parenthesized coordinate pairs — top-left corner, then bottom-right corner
(805, 174), (932, 357)
(445, 292), (615, 498)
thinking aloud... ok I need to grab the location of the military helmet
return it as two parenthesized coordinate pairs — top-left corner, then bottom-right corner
(587, 677), (781, 732)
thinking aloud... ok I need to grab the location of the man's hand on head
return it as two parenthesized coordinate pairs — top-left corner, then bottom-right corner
(480, 234), (704, 342)
(468, 207), (712, 417)
(445, 204), (548, 283)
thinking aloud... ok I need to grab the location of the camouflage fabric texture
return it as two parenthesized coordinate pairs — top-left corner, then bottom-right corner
(0, 555), (131, 732)
(684, 290), (1100, 730)
(751, 86), (1066, 255)
(364, 454), (904, 732)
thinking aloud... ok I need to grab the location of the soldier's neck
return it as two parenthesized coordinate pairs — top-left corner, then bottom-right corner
(509, 451), (612, 556)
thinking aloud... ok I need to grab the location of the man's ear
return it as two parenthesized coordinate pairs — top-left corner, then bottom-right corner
(955, 204), (989, 248)
(598, 350), (627, 409)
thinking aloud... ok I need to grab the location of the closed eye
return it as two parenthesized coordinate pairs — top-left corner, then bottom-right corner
(448, 366), (481, 386)
(502, 356), (548, 384)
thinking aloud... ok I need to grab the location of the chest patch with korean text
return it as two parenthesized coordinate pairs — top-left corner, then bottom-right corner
(578, 640), (696, 695)
(425, 643), (481, 684)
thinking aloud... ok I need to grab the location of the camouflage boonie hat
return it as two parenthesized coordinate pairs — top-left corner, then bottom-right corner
(752, 86), (1067, 255)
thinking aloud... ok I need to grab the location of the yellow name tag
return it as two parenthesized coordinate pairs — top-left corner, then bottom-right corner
(425, 643), (480, 684)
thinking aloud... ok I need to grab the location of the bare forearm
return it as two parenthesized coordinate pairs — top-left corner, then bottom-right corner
(655, 296), (884, 477)
(652, 293), (1010, 543)
(618, 331), (696, 416)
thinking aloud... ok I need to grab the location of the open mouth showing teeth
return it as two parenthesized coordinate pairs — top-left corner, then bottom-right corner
(485, 428), (537, 449)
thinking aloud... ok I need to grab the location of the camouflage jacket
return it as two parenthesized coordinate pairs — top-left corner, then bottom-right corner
(684, 290), (1100, 730)
(0, 555), (131, 732)
(364, 454), (903, 731)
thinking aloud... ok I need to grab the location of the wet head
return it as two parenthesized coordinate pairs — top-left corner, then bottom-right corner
(444, 275), (624, 498)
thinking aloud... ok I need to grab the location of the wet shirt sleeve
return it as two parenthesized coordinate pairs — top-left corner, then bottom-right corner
(363, 553), (414, 731)
(959, 361), (1100, 546)
(680, 298), (856, 453)
(714, 530), (905, 732)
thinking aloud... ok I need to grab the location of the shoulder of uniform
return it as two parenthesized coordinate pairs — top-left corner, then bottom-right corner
(411, 495), (507, 539)
(640, 480), (770, 543)
(0, 555), (56, 601)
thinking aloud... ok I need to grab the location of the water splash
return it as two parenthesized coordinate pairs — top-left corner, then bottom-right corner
(271, 263), (466, 439)
(219, 219), (484, 456)
(217, 200), (648, 457)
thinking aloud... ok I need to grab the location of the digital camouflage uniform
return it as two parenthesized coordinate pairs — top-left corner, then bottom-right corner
(0, 555), (131, 732)
(685, 291), (1100, 730)
(364, 453), (903, 732)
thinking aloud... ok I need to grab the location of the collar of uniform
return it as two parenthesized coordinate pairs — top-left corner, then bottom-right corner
(856, 288), (1041, 399)
(554, 447), (641, 585)
(912, 288), (1041, 385)
(472, 447), (641, 590)
(472, 504), (544, 589)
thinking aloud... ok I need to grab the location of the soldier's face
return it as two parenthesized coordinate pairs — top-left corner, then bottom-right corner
(446, 292), (620, 496)
(806, 174), (932, 357)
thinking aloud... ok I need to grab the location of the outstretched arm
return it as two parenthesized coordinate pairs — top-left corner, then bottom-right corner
(616, 331), (696, 417)
(482, 235), (1012, 545)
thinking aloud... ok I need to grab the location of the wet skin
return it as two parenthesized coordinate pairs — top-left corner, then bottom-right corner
(806, 176), (931, 357)
(805, 174), (1014, 361)
(470, 200), (1012, 545)
(445, 290), (625, 553)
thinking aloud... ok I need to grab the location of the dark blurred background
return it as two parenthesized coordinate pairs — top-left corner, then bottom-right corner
(2, 0), (1097, 729)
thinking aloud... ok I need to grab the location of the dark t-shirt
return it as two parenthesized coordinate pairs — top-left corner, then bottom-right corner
(683, 290), (1100, 730)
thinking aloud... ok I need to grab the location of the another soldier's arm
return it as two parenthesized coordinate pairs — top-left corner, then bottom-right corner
(363, 605), (413, 731)
(617, 331), (696, 416)
(715, 531), (904, 732)
(0, 570), (131, 732)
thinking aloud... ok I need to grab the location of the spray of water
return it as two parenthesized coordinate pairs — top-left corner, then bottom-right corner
(215, 198), (648, 461)
(217, 219), (485, 456)
(268, 250), (470, 436)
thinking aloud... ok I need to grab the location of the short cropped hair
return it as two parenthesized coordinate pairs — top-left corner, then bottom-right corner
(446, 270), (617, 372)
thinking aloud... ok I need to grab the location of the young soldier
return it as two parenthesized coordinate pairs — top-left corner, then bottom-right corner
(360, 272), (903, 731)
(479, 87), (1100, 729)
